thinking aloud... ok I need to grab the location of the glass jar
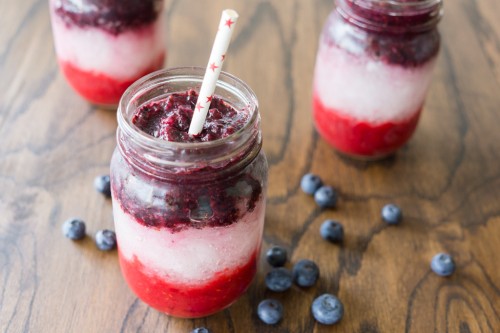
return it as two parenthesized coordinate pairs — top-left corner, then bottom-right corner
(313, 0), (443, 159)
(48, 0), (166, 108)
(110, 67), (268, 318)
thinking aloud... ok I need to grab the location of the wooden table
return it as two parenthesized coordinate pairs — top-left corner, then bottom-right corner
(2, 0), (500, 332)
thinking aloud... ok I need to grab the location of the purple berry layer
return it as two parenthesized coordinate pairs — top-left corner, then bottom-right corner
(54, 0), (163, 35)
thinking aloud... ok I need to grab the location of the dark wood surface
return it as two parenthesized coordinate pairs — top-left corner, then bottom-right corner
(2, 0), (500, 332)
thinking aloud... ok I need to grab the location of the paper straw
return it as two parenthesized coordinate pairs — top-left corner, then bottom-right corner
(188, 9), (239, 136)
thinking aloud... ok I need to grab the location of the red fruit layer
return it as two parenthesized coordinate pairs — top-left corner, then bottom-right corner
(313, 94), (422, 158)
(119, 249), (258, 318)
(59, 52), (165, 106)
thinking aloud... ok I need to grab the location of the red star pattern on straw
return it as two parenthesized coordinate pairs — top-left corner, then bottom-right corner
(189, 9), (239, 136)
(225, 18), (234, 28)
(209, 62), (219, 72)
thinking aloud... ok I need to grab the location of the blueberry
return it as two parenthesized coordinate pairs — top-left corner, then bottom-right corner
(265, 267), (293, 292)
(311, 294), (344, 325)
(300, 173), (323, 195)
(62, 218), (86, 240)
(191, 328), (210, 333)
(94, 175), (111, 198)
(314, 186), (337, 209)
(266, 246), (288, 267)
(95, 229), (117, 251)
(293, 259), (320, 288)
(381, 203), (402, 224)
(320, 220), (344, 243)
(257, 299), (283, 325)
(431, 253), (455, 277)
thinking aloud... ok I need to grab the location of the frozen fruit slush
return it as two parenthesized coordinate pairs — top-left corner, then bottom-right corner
(111, 82), (267, 318)
(49, 0), (166, 107)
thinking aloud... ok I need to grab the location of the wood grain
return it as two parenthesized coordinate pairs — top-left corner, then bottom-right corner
(1, 0), (500, 332)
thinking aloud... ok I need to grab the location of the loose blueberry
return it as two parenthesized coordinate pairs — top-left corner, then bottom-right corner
(191, 328), (210, 333)
(320, 220), (344, 243)
(257, 299), (284, 325)
(311, 294), (344, 325)
(314, 186), (337, 209)
(265, 267), (293, 292)
(266, 246), (288, 267)
(431, 253), (455, 277)
(94, 175), (112, 198)
(95, 229), (117, 251)
(300, 173), (323, 195)
(293, 259), (320, 288)
(381, 203), (402, 224)
(62, 218), (86, 240)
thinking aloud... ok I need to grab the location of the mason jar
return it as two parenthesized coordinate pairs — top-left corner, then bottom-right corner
(313, 0), (443, 159)
(110, 67), (268, 318)
(48, 0), (166, 108)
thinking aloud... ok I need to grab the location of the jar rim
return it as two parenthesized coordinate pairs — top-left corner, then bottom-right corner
(336, 0), (443, 33)
(345, 0), (443, 13)
(117, 66), (259, 152)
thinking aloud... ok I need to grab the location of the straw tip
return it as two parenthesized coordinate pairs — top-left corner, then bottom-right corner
(223, 9), (239, 19)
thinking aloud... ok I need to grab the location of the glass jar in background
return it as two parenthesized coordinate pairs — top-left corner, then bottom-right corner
(313, 0), (443, 159)
(110, 68), (268, 318)
(48, 0), (166, 108)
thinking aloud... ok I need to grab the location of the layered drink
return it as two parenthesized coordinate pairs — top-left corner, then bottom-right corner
(49, 0), (166, 107)
(313, 0), (443, 159)
(110, 69), (267, 318)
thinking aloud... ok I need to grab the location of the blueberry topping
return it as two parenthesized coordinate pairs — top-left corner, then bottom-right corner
(54, 0), (163, 35)
(300, 173), (323, 195)
(94, 175), (111, 198)
(116, 90), (263, 232)
(133, 90), (248, 143)
(265, 267), (293, 292)
(381, 203), (402, 224)
(320, 220), (344, 243)
(314, 186), (337, 209)
(95, 229), (117, 251)
(266, 246), (288, 267)
(257, 299), (284, 325)
(430, 253), (455, 277)
(191, 328), (210, 333)
(293, 259), (320, 288)
(62, 218), (86, 240)
(340, 1), (441, 66)
(311, 294), (344, 325)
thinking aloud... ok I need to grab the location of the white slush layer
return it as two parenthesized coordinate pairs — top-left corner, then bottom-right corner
(314, 42), (436, 124)
(114, 199), (265, 283)
(49, 9), (165, 80)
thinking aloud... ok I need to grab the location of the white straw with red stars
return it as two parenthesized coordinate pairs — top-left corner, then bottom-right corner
(188, 9), (239, 136)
